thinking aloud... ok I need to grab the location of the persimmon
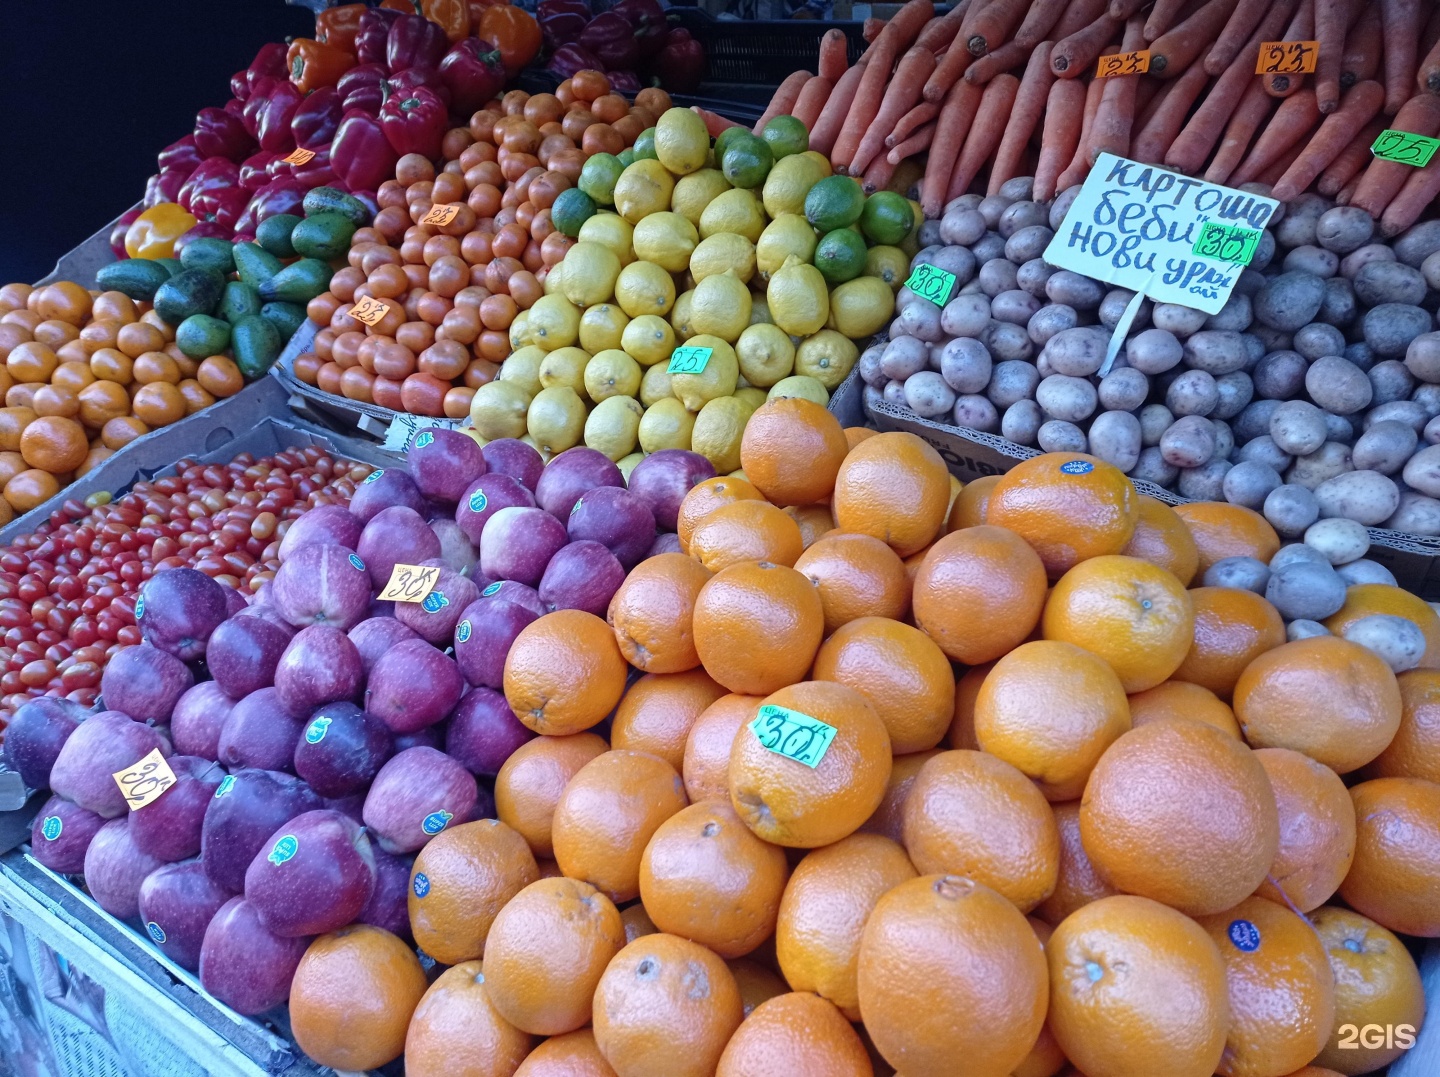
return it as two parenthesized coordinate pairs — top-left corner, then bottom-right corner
(316, 362), (344, 395)
(444, 386), (475, 418)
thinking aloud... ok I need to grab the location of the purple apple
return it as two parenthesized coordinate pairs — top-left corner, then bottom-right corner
(454, 472), (536, 546)
(274, 625), (363, 717)
(453, 596), (538, 688)
(409, 427), (487, 503)
(393, 726), (443, 752)
(348, 616), (420, 675)
(567, 486), (657, 569)
(279, 503), (362, 560)
(100, 644), (194, 723)
(170, 682), (236, 760)
(130, 756), (226, 862)
(362, 747), (478, 854)
(50, 712), (171, 818)
(1, 696), (84, 789)
(393, 562), (478, 644)
(244, 809), (377, 937)
(535, 446), (624, 518)
(649, 532), (682, 556)
(357, 848), (413, 940)
(270, 543), (373, 630)
(482, 438), (545, 492)
(357, 506), (442, 590)
(348, 466), (425, 523)
(199, 898), (310, 1014)
(201, 769), (321, 894)
(538, 540), (625, 615)
(222, 586), (248, 618)
(84, 818), (167, 918)
(627, 449), (715, 531)
(137, 567), (229, 661)
(430, 517), (481, 578)
(323, 793), (366, 821)
(293, 702), (392, 798)
(478, 580), (546, 618)
(218, 689), (306, 772)
(446, 687), (535, 776)
(479, 506), (568, 586)
(235, 601), (296, 636)
(29, 795), (106, 873)
(138, 861), (231, 971)
(365, 639), (464, 734)
(206, 615), (291, 699)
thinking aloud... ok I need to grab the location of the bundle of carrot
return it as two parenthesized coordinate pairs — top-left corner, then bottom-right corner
(754, 0), (1440, 234)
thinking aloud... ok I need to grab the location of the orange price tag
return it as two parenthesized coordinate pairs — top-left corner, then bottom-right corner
(1096, 50), (1150, 78)
(421, 203), (462, 227)
(1256, 41), (1319, 75)
(347, 296), (392, 327)
(112, 749), (177, 811)
(281, 147), (317, 166)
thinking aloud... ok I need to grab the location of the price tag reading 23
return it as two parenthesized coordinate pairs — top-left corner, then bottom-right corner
(112, 748), (177, 810)
(379, 564), (440, 603)
(747, 705), (838, 768)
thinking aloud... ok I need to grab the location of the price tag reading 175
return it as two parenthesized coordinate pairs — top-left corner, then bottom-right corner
(347, 296), (392, 326)
(1372, 130), (1440, 168)
(1191, 222), (1263, 265)
(747, 705), (838, 769)
(903, 262), (957, 307)
(1096, 50), (1150, 77)
(1256, 41), (1318, 75)
(379, 564), (440, 603)
(667, 346), (713, 375)
(112, 749), (177, 811)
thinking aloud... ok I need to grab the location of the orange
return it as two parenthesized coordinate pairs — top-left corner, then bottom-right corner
(0, 452), (21, 489)
(50, 361), (94, 392)
(34, 282), (91, 327)
(715, 992), (872, 1077)
(638, 800), (789, 958)
(688, 500), (804, 572)
(911, 525), (1048, 664)
(131, 381), (186, 426)
(676, 476), (764, 552)
(1128, 680), (1241, 739)
(946, 661), (991, 750)
(592, 934), (744, 1077)
(973, 639), (1131, 802)
(693, 562), (824, 696)
(1047, 895), (1228, 1077)
(783, 504), (833, 549)
(76, 380), (130, 427)
(31, 384), (79, 419)
(505, 610), (629, 735)
(1080, 720), (1279, 916)
(739, 398), (850, 506)
(1196, 896), (1336, 1077)
(101, 416), (149, 451)
(1340, 776), (1440, 937)
(289, 925), (429, 1071)
(178, 378), (215, 414)
(404, 961), (534, 1077)
(197, 355), (244, 398)
(551, 750), (688, 902)
(1324, 582), (1440, 669)
(811, 616), (954, 754)
(495, 732), (609, 859)
(1253, 748), (1356, 913)
(4, 469), (59, 512)
(858, 874), (1048, 1077)
(843, 426), (875, 451)
(514, 1029), (618, 1076)
(0, 407), (33, 452)
(728, 680), (891, 849)
(858, 748), (940, 843)
(1042, 554), (1195, 693)
(831, 431), (950, 557)
(408, 819), (540, 966)
(19, 415), (88, 473)
(1310, 906), (1426, 1075)
(1172, 587), (1286, 700)
(946, 472), (997, 531)
(727, 958), (788, 1018)
(1173, 501), (1280, 576)
(985, 453), (1138, 578)
(607, 553), (712, 674)
(482, 876), (626, 1035)
(621, 903), (659, 944)
(793, 532), (911, 634)
(611, 670), (727, 771)
(774, 833), (916, 1020)
(681, 694), (762, 803)
(1035, 801), (1117, 926)
(1233, 635), (1402, 774)
(1121, 495), (1200, 586)
(1367, 667), (1440, 781)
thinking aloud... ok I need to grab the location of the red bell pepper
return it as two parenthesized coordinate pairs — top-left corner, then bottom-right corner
(195, 106), (257, 162)
(202, 187), (250, 231)
(224, 97), (248, 122)
(179, 157), (241, 216)
(355, 8), (402, 66)
(338, 63), (387, 115)
(548, 44), (602, 79)
(315, 3), (368, 53)
(157, 136), (203, 178)
(248, 42), (290, 93)
(380, 84), (448, 159)
(387, 14), (449, 74)
(144, 171), (187, 208)
(439, 38), (507, 115)
(386, 67), (452, 111)
(256, 81), (304, 153)
(242, 77), (276, 138)
(240, 152), (279, 191)
(537, 0), (591, 52)
(230, 69), (251, 101)
(236, 177), (310, 236)
(111, 207), (143, 259)
(608, 69), (643, 93)
(580, 12), (641, 72)
(292, 86), (346, 149)
(610, 0), (667, 59)
(332, 108), (399, 192)
(653, 28), (705, 93)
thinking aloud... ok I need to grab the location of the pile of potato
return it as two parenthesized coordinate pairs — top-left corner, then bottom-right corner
(863, 176), (1440, 537)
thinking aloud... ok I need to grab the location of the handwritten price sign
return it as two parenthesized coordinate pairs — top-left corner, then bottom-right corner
(667, 346), (714, 375)
(280, 147), (317, 166)
(347, 296), (393, 327)
(1372, 129), (1440, 168)
(112, 749), (177, 811)
(1256, 41), (1318, 75)
(1097, 50), (1150, 78)
(379, 563), (440, 603)
(903, 262), (957, 307)
(420, 203), (462, 227)
(747, 705), (838, 769)
(1191, 222), (1263, 265)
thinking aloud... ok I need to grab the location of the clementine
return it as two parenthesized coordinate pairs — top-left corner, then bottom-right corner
(19, 415), (88, 473)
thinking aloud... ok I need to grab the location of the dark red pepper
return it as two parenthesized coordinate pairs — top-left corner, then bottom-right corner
(380, 84), (448, 159)
(236, 177), (310, 236)
(179, 157), (241, 217)
(256, 80), (304, 153)
(607, 68), (643, 93)
(157, 135), (203, 178)
(195, 106), (257, 162)
(242, 77), (276, 138)
(268, 144), (336, 186)
(247, 42), (290, 93)
(439, 38), (507, 116)
(355, 7), (402, 66)
(202, 187), (250, 231)
(224, 97), (248, 122)
(230, 69), (252, 102)
(292, 86), (345, 149)
(653, 28), (705, 93)
(537, 0), (591, 51)
(144, 171), (188, 208)
(610, 0), (667, 59)
(386, 14), (449, 74)
(331, 108), (400, 192)
(240, 151), (280, 191)
(580, 12), (642, 72)
(548, 43), (603, 79)
(386, 67), (452, 111)
(338, 63), (387, 115)
(110, 207), (143, 259)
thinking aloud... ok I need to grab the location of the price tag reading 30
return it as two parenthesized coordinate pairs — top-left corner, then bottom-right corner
(748, 705), (838, 769)
(903, 262), (957, 307)
(667, 346), (713, 375)
(1096, 50), (1150, 77)
(1256, 41), (1318, 75)
(420, 203), (462, 227)
(1372, 130), (1440, 168)
(1191, 222), (1262, 265)
(112, 749), (177, 811)
(379, 564), (440, 603)
(347, 296), (392, 326)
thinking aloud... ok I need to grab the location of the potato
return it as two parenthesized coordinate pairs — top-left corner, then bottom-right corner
(1305, 355), (1373, 415)
(1237, 267), (1269, 296)
(1319, 277), (1358, 327)
(953, 394), (999, 432)
(1346, 342), (1375, 371)
(1151, 303), (1208, 337)
(1236, 398), (1283, 442)
(1138, 404), (1174, 446)
(1303, 516), (1370, 566)
(1283, 245), (1340, 278)
(1323, 411), (1355, 444)
(1365, 400), (1429, 432)
(1035, 351), (1055, 378)
(1203, 556), (1270, 593)
(987, 359), (1041, 407)
(1351, 420), (1417, 475)
(991, 289), (1042, 327)
(1161, 415), (1218, 468)
(1037, 374), (1098, 422)
(1183, 330), (1250, 375)
(1251, 350), (1307, 400)
(1254, 271), (1327, 331)
(980, 321), (1034, 362)
(1045, 326), (1110, 377)
(1341, 614), (1426, 673)
(1249, 231), (1278, 272)
(1049, 185), (1082, 230)
(1315, 205), (1375, 254)
(1017, 259), (1059, 299)
(930, 246), (979, 285)
(1414, 385), (1440, 417)
(863, 383), (887, 412)
(1028, 303), (1078, 345)
(1251, 324), (1295, 353)
(859, 343), (888, 388)
(1392, 219), (1440, 267)
(1270, 399), (1329, 455)
(1404, 332), (1440, 383)
(1364, 304), (1431, 358)
(1293, 322), (1346, 361)
(1126, 328), (1184, 375)
(1287, 619), (1331, 641)
(1045, 271), (1105, 310)
(897, 300), (945, 342)
(1213, 371), (1255, 421)
(978, 194), (1013, 228)
(941, 293), (992, 338)
(1099, 367), (1149, 412)
(1265, 560), (1347, 620)
(1001, 399), (1044, 445)
(1239, 434), (1292, 471)
(1213, 419), (1235, 461)
(1100, 289), (1152, 330)
(1355, 261), (1427, 307)
(1287, 441), (1354, 489)
(998, 200), (1048, 237)
(972, 233), (1008, 264)
(946, 193), (984, 213)
(918, 220), (944, 248)
(882, 379), (907, 406)
(1312, 469), (1400, 525)
(1336, 559), (1398, 587)
(1339, 242), (1396, 279)
(999, 177), (1035, 201)
(1088, 410), (1142, 472)
(1275, 193), (1328, 248)
(1166, 369), (1220, 417)
(1272, 542), (1330, 571)
(1004, 225), (1053, 263)
(1205, 293), (1253, 333)
(1426, 414), (1440, 445)
(1037, 419), (1087, 453)
(978, 259), (1020, 297)
(1402, 443), (1440, 497)
(1387, 491), (1440, 535)
(939, 207), (987, 246)
(1177, 458), (1231, 499)
(1222, 460), (1282, 509)
(1263, 484), (1320, 537)
(1242, 332), (1267, 367)
(1366, 360), (1415, 406)
(939, 337), (993, 394)
(1130, 446), (1179, 486)
(902, 371), (958, 418)
(881, 336), (930, 380)
(1422, 249), (1440, 290)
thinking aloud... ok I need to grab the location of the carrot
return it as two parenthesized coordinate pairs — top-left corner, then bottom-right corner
(1204, 78), (1278, 182)
(810, 59), (868, 157)
(1269, 80), (1384, 197)
(1423, 36), (1440, 95)
(915, 1), (971, 51)
(980, 0), (1107, 84)
(1230, 87), (1320, 183)
(924, 27), (975, 100)
(690, 107), (744, 138)
(1034, 75), (1088, 199)
(1144, 0), (1192, 41)
(948, 73), (1021, 199)
(833, 55), (902, 171)
(1262, 0), (1314, 98)
(967, 0), (1032, 55)
(1051, 13), (1123, 77)
(818, 29), (850, 81)
(959, 0), (996, 42)
(866, 0), (937, 58)
(754, 70), (813, 134)
(1380, 152), (1440, 234)
(862, 152), (899, 194)
(1316, 117), (1388, 194)
(1256, 139), (1306, 185)
(1056, 60), (1110, 190)
(1110, 0), (1147, 18)
(1131, 53), (1212, 161)
(1206, 0), (1278, 75)
(1151, 0), (1242, 78)
(848, 46), (938, 177)
(989, 43), (1057, 193)
(1313, 0), (1351, 111)
(792, 75), (835, 130)
(920, 79), (984, 217)
(886, 100), (941, 147)
(888, 121), (937, 163)
(1349, 92), (1440, 214)
(1341, 3), (1383, 89)
(1424, 1), (1440, 53)
(965, 41), (1028, 83)
(1015, 0), (1072, 47)
(1380, 0), (1423, 114)
(1088, 18), (1147, 161)
(1335, 175), (1361, 203)
(863, 17), (885, 43)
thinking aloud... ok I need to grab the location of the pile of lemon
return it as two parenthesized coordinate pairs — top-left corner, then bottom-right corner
(467, 106), (918, 474)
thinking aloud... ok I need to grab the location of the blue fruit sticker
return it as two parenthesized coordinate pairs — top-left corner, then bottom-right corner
(268, 835), (299, 865)
(146, 922), (167, 944)
(305, 717), (331, 744)
(414, 431), (435, 450)
(134, 594), (145, 620)
(363, 469), (384, 484)
(456, 620), (472, 644)
(482, 582), (502, 597)
(1060, 460), (1094, 475)
(469, 489), (488, 513)
(571, 497), (583, 514)
(349, 553), (366, 572)
(214, 775), (236, 799)
(413, 872), (431, 898)
(40, 816), (62, 841)
(421, 810), (454, 836)
(1228, 919), (1261, 952)
(422, 591), (449, 613)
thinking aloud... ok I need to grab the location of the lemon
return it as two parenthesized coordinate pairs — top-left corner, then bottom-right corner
(579, 303), (630, 353)
(864, 245), (910, 292)
(499, 345), (546, 395)
(640, 361), (675, 406)
(795, 330), (859, 390)
(617, 452), (645, 482)
(614, 159), (677, 224)
(527, 386), (586, 455)
(736, 323), (795, 387)
(470, 381), (533, 440)
(614, 260), (676, 319)
(509, 310), (534, 349)
(578, 213), (635, 266)
(828, 276), (896, 338)
(690, 396), (751, 473)
(768, 375), (830, 406)
(734, 387), (768, 412)
(639, 397), (696, 452)
(631, 212), (698, 274)
(762, 153), (826, 218)
(584, 349), (643, 401)
(669, 333), (739, 410)
(689, 273), (752, 343)
(756, 214), (818, 280)
(655, 107), (710, 176)
(460, 428), (487, 448)
(560, 242), (622, 308)
(672, 169), (731, 225)
(543, 264), (565, 294)
(671, 289), (696, 341)
(799, 150), (832, 177)
(750, 296), (772, 325)
(690, 233), (757, 284)
(584, 395), (644, 461)
(538, 346), (592, 397)
(519, 434), (551, 464)
(622, 314), (676, 366)
(526, 294), (582, 351)
(699, 189), (766, 243)
(767, 255), (829, 336)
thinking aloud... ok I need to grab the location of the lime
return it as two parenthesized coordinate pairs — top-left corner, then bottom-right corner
(864, 245), (910, 291)
(621, 314), (676, 366)
(795, 329), (859, 389)
(756, 214), (818, 280)
(638, 397), (696, 453)
(760, 115), (809, 160)
(814, 229), (868, 285)
(713, 125), (752, 164)
(655, 107), (710, 176)
(827, 275), (896, 339)
(721, 134), (774, 190)
(689, 233), (757, 284)
(527, 386), (586, 455)
(578, 153), (624, 206)
(558, 241), (622, 308)
(698, 188), (766, 242)
(767, 375), (830, 406)
(584, 395), (644, 461)
(614, 159), (676, 224)
(632, 212), (698, 273)
(767, 255), (830, 336)
(614, 260), (676, 318)
(551, 188), (597, 238)
(689, 273), (752, 343)
(735, 323), (795, 388)
(634, 128), (658, 161)
(619, 149), (638, 168)
(805, 174), (866, 232)
(578, 303), (630, 353)
(859, 191), (914, 246)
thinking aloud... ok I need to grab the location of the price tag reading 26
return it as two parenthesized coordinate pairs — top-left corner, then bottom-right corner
(1096, 50), (1150, 77)
(379, 564), (440, 603)
(903, 262), (957, 307)
(112, 749), (177, 811)
(667, 346), (713, 375)
(1256, 41), (1318, 75)
(347, 296), (392, 326)
(1372, 130), (1440, 168)
(747, 705), (838, 769)
(1191, 222), (1262, 265)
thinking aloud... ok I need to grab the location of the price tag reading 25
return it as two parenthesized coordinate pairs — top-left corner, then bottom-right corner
(347, 296), (392, 326)
(667, 346), (713, 375)
(903, 262), (957, 307)
(1372, 130), (1440, 168)
(112, 749), (177, 811)
(747, 705), (838, 769)
(379, 563), (440, 603)
(1096, 50), (1150, 77)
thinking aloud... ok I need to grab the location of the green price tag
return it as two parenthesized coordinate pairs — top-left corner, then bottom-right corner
(668, 346), (713, 375)
(1372, 129), (1440, 168)
(903, 262), (957, 307)
(747, 704), (838, 769)
(1191, 222), (1262, 265)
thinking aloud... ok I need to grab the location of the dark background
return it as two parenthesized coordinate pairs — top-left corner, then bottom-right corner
(0, 0), (316, 284)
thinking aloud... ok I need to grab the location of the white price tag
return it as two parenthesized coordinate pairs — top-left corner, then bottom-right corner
(382, 414), (464, 452)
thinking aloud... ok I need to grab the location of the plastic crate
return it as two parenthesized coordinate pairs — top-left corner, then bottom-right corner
(669, 9), (866, 87)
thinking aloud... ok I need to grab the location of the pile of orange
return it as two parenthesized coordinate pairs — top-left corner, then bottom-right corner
(280, 400), (1438, 1077)
(294, 71), (667, 419)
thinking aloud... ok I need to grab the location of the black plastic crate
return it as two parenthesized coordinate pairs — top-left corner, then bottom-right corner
(670, 9), (867, 86)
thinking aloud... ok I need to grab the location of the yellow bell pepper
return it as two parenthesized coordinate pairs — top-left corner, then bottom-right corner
(124, 204), (197, 260)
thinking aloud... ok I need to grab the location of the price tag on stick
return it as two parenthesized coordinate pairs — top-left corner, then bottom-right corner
(667, 346), (713, 375)
(1097, 50), (1150, 77)
(1255, 41), (1319, 75)
(1371, 130), (1440, 168)
(903, 262), (957, 307)
(113, 749), (177, 811)
(379, 564), (441, 603)
(347, 296), (392, 327)
(747, 705), (838, 769)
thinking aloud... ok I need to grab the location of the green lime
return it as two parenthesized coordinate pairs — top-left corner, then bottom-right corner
(713, 125), (751, 164)
(617, 148), (637, 168)
(578, 153), (624, 206)
(813, 229), (868, 285)
(552, 188), (598, 238)
(634, 127), (658, 160)
(721, 134), (774, 190)
(805, 174), (866, 232)
(859, 191), (915, 246)
(760, 115), (809, 160)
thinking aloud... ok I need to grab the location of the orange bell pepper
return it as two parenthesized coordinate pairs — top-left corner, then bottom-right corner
(124, 204), (197, 260)
(477, 4), (542, 76)
(314, 4), (368, 53)
(287, 38), (355, 94)
(425, 0), (471, 41)
(467, 0), (509, 25)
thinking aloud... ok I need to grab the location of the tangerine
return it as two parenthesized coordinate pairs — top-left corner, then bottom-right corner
(19, 415), (88, 473)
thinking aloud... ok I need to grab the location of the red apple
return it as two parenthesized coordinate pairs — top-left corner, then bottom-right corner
(393, 726), (443, 752)
(627, 449), (715, 530)
(201, 769), (321, 894)
(279, 503), (362, 560)
(357, 848), (414, 941)
(445, 687), (535, 776)
(274, 625), (363, 717)
(539, 540), (625, 615)
(129, 755), (226, 862)
(199, 898), (310, 1014)
(453, 595), (538, 688)
(365, 639), (464, 734)
(218, 688), (307, 772)
(478, 580), (546, 618)
(222, 585), (248, 618)
(357, 506), (443, 590)
(30, 795), (106, 874)
(137, 567), (229, 661)
(348, 616), (420, 675)
(482, 437), (545, 492)
(244, 809), (377, 937)
(430, 517), (481, 578)
(84, 817), (167, 918)
(50, 711), (172, 818)
(535, 446), (623, 518)
(392, 560), (478, 644)
(1, 696), (84, 789)
(567, 486), (657, 568)
(454, 472), (536, 546)
(293, 701), (393, 798)
(410, 427), (487, 503)
(271, 543), (373, 631)
(206, 614), (292, 699)
(170, 682), (236, 761)
(348, 466), (425, 523)
(100, 644), (195, 723)
(479, 506), (568, 585)
(138, 861), (231, 971)
(362, 746), (478, 854)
